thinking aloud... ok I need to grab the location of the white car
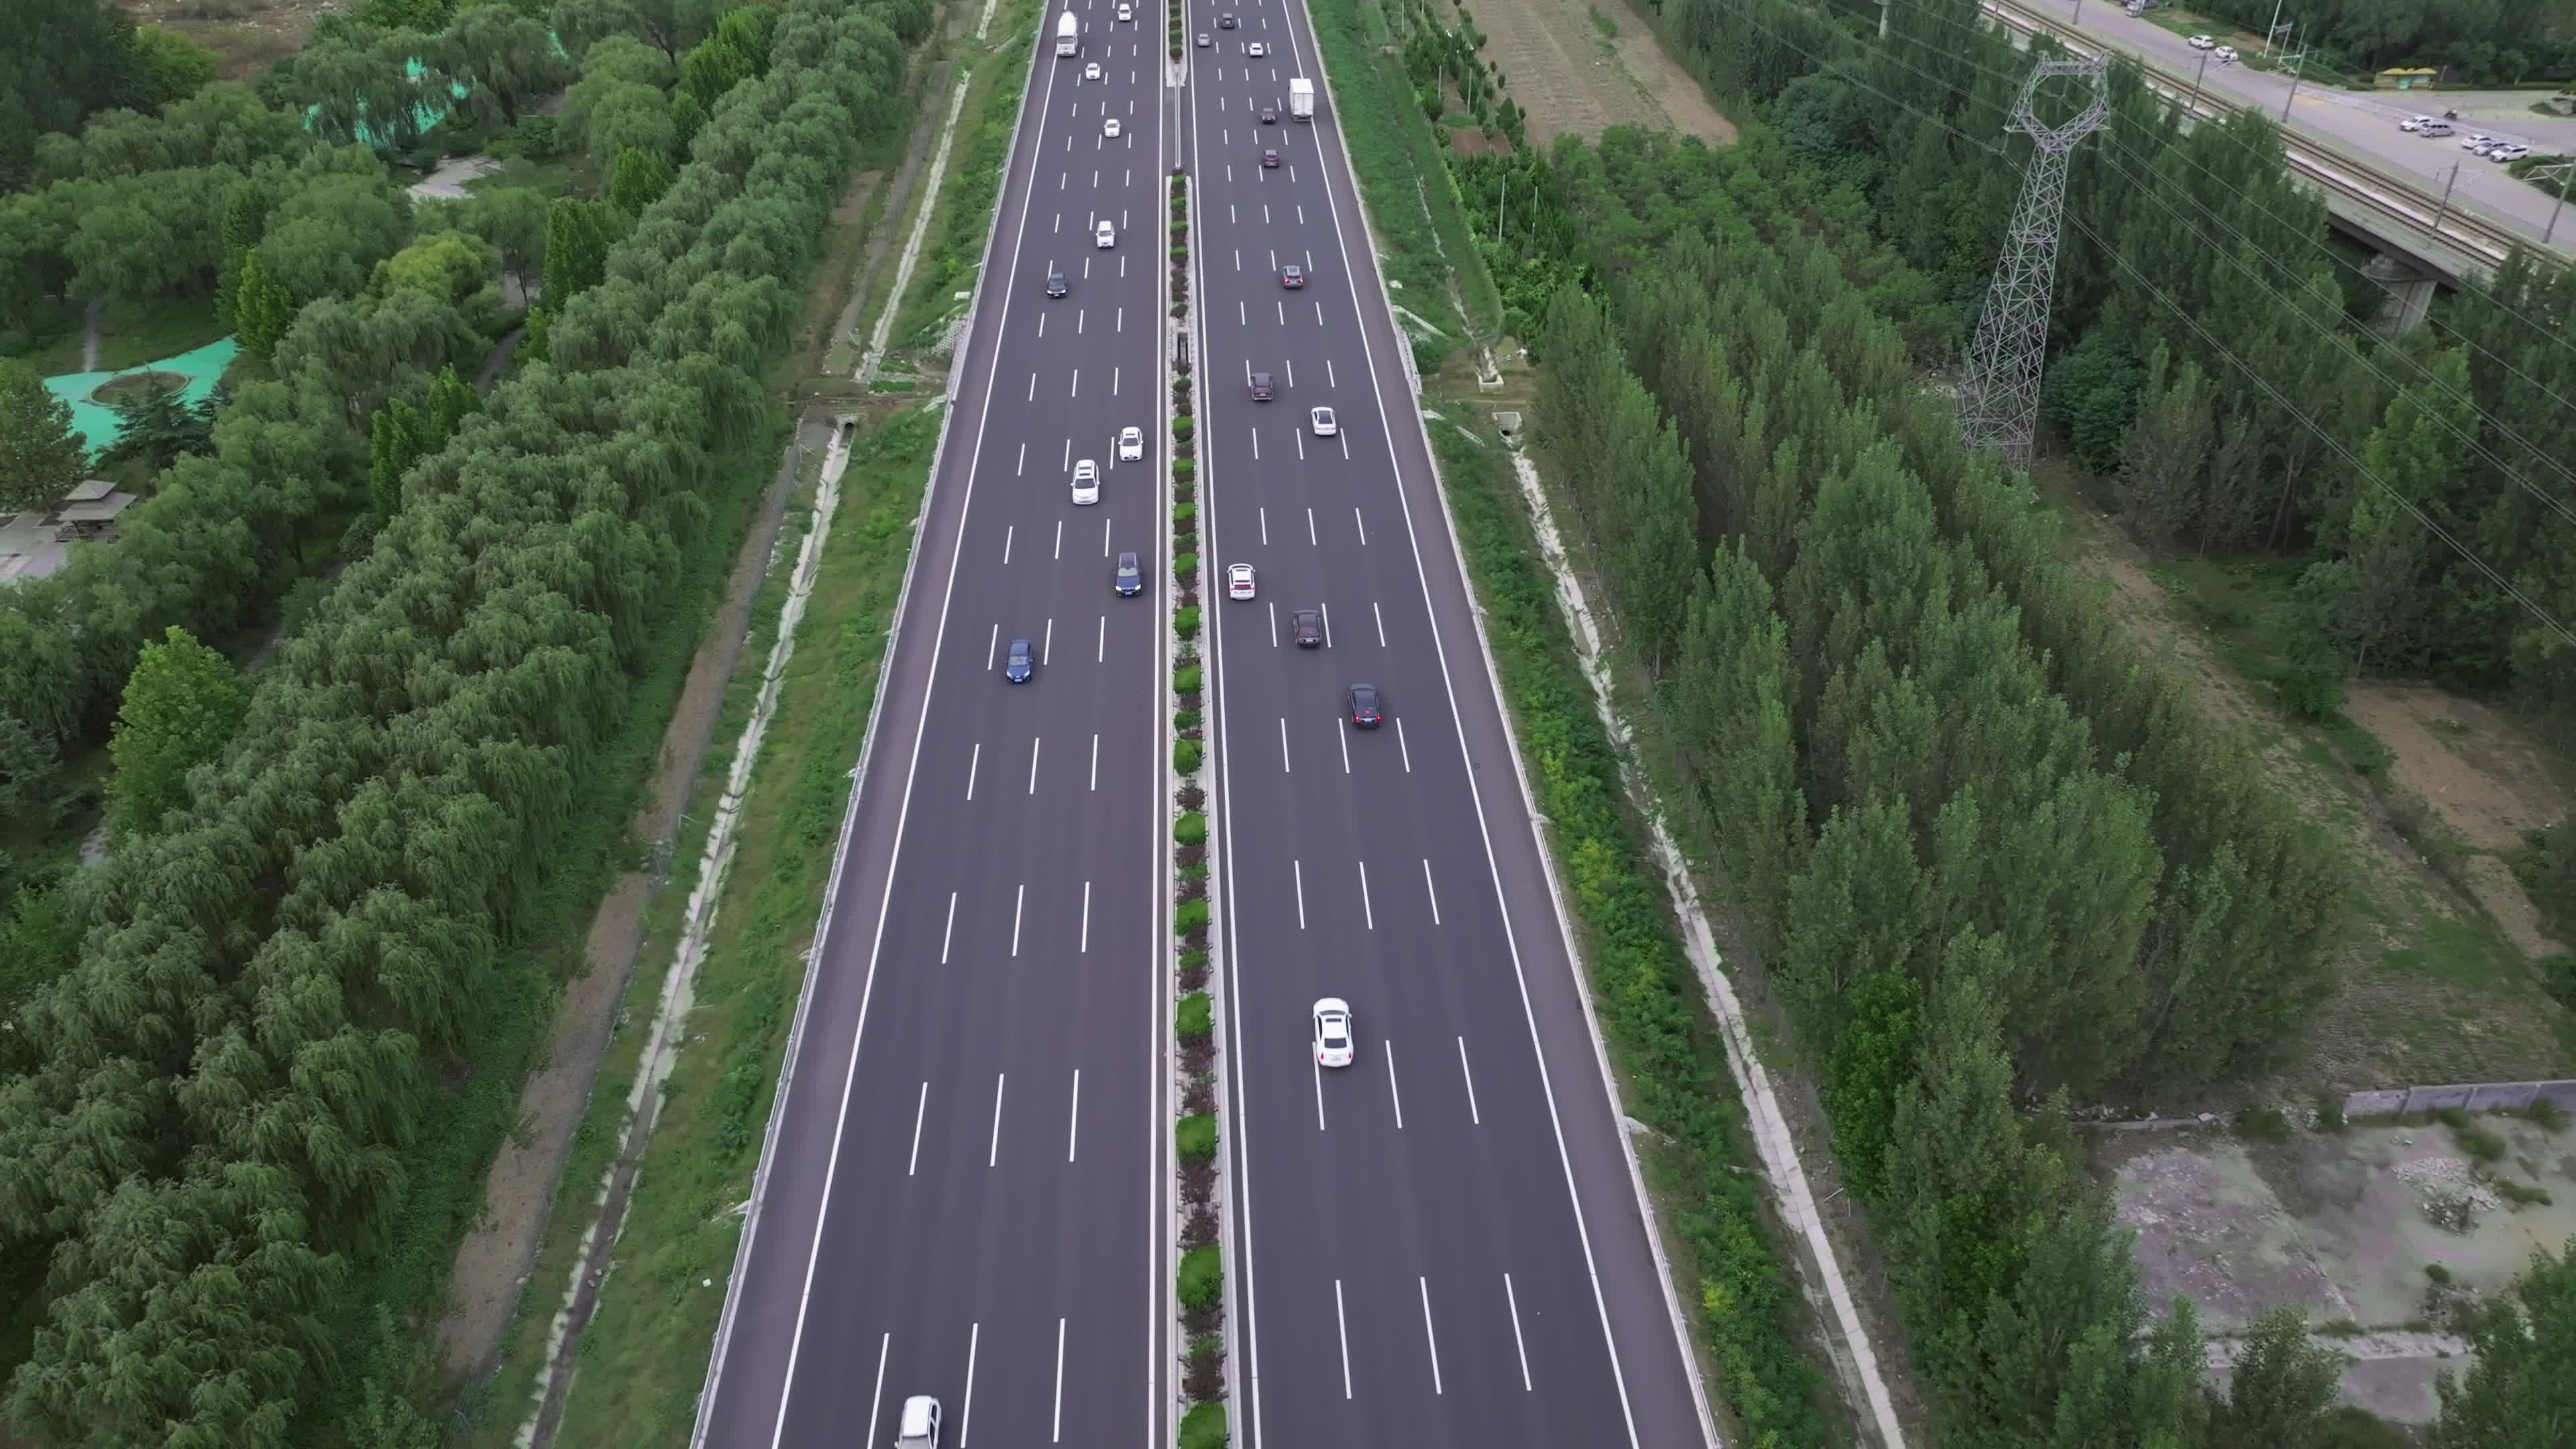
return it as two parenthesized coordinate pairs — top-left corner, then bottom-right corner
(1084, 62), (1102, 80)
(1116, 2), (1132, 19)
(2188, 34), (2214, 50)
(2400, 115), (2432, 132)
(2214, 45), (2236, 61)
(1226, 562), (1256, 600)
(2462, 133), (2494, 150)
(1071, 458), (1100, 504)
(1309, 406), (1337, 437)
(896, 1396), (943, 1449)
(1104, 117), (1122, 139)
(2496, 143), (2530, 162)
(1118, 425), (1144, 461)
(1246, 40), (1265, 57)
(1312, 998), (1354, 1069)
(1096, 219), (1116, 248)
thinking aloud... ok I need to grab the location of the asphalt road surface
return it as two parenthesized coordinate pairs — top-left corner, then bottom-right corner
(694, 4), (1170, 1444)
(1996, 0), (2576, 252)
(1183, 3), (1712, 1445)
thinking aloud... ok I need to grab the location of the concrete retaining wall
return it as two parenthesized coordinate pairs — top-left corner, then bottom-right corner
(2344, 1079), (2576, 1118)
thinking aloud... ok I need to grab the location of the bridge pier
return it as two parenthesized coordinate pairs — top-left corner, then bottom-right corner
(2363, 251), (2437, 334)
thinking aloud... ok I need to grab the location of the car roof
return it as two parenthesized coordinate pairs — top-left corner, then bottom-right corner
(1283, 264), (1302, 272)
(900, 1397), (936, 1432)
(1009, 637), (1031, 651)
(1120, 550), (1139, 566)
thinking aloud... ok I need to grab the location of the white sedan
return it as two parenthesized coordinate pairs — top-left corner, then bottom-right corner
(1118, 425), (1144, 462)
(1084, 62), (1102, 80)
(1104, 117), (1122, 139)
(1226, 563), (1256, 600)
(1312, 998), (1354, 1069)
(1071, 458), (1100, 505)
(2188, 34), (2214, 49)
(1247, 41), (1266, 57)
(1309, 406), (1337, 437)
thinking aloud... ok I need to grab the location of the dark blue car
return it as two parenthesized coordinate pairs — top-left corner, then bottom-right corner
(1005, 638), (1034, 684)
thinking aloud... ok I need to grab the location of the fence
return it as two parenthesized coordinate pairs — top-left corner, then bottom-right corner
(2343, 1079), (2576, 1118)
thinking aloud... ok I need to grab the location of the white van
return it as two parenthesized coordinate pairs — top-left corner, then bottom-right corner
(896, 1395), (942, 1448)
(2418, 119), (2455, 138)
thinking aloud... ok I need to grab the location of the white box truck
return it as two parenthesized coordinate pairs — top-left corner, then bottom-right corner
(1288, 77), (1314, 120)
(1056, 9), (1078, 56)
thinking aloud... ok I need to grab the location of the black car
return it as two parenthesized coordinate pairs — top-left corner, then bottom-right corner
(1280, 264), (1304, 288)
(1344, 684), (1381, 729)
(1116, 550), (1143, 596)
(1219, 12), (1236, 25)
(1291, 608), (1323, 647)
(1261, 150), (1280, 168)
(1248, 370), (1274, 400)
(1005, 638), (1034, 684)
(1046, 269), (1067, 298)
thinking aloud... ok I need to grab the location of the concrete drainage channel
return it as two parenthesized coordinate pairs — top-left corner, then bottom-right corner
(499, 52), (986, 1440)
(1501, 445), (1908, 1448)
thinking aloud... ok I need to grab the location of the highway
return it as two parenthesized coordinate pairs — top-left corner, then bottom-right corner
(1183, 3), (1711, 1445)
(1984, 0), (2576, 262)
(692, 3), (1169, 1444)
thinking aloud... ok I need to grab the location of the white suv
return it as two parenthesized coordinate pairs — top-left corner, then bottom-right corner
(1118, 425), (1144, 461)
(1095, 219), (1116, 248)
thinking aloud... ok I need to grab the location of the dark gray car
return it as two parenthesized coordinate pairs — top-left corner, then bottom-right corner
(1116, 550), (1142, 596)
(1005, 638), (1034, 683)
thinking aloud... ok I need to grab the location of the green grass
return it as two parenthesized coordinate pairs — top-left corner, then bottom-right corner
(1305, 0), (1501, 345)
(1428, 409), (1839, 1445)
(4, 293), (231, 378)
(469, 152), (598, 200)
(896, 0), (1040, 347)
(511, 403), (939, 1448)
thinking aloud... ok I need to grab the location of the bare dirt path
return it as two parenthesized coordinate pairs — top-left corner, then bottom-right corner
(1454, 0), (1736, 146)
(433, 432), (809, 1389)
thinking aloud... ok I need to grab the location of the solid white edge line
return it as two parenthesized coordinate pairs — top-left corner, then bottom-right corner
(730, 15), (1057, 1442)
(1274, 0), (1688, 1441)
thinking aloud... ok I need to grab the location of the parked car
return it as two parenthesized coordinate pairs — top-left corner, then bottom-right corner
(2188, 34), (2214, 50)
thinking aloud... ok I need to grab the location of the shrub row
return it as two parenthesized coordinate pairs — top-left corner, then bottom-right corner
(1166, 160), (1227, 1447)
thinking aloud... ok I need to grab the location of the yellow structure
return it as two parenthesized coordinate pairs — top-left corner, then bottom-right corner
(2377, 67), (2438, 90)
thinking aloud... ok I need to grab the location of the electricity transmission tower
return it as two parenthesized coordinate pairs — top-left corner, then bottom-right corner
(1955, 57), (2111, 471)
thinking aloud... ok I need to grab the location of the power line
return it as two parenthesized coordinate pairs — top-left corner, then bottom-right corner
(1708, 0), (2576, 652)
(1856, 0), (2576, 525)
(1881, 0), (2576, 392)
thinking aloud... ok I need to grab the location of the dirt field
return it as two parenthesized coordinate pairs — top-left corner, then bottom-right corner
(2033, 473), (2575, 1100)
(1454, 0), (1737, 146)
(2103, 1116), (2576, 1422)
(117, 0), (329, 80)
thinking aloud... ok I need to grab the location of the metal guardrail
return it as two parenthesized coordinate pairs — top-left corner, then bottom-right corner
(1980, 0), (2559, 275)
